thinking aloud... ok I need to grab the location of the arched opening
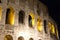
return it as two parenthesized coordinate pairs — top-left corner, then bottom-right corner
(4, 35), (13, 40)
(48, 22), (51, 31)
(28, 13), (35, 27)
(0, 0), (2, 3)
(29, 38), (34, 40)
(19, 10), (25, 24)
(0, 6), (2, 21)
(48, 22), (56, 38)
(51, 24), (55, 34)
(18, 36), (24, 40)
(5, 7), (15, 25)
(48, 22), (55, 34)
(37, 17), (42, 32)
(44, 20), (47, 33)
(29, 15), (32, 27)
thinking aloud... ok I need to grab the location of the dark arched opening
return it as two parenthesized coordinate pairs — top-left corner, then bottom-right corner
(18, 36), (24, 40)
(29, 38), (34, 40)
(19, 10), (25, 24)
(29, 15), (32, 27)
(4, 35), (13, 40)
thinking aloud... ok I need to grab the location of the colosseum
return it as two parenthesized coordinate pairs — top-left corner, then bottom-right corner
(0, 0), (59, 40)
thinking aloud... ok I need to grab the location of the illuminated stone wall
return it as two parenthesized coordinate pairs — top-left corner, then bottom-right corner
(0, 0), (59, 40)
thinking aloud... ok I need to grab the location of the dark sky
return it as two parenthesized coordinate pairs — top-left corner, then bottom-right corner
(39, 0), (60, 39)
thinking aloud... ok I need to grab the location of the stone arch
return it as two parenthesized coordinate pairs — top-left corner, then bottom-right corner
(18, 36), (24, 40)
(29, 38), (34, 40)
(5, 7), (15, 25)
(44, 20), (47, 33)
(4, 35), (13, 40)
(18, 10), (25, 24)
(28, 13), (35, 27)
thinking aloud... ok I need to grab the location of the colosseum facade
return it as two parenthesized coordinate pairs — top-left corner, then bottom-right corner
(0, 0), (59, 40)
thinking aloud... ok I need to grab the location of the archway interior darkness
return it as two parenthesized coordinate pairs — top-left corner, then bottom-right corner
(19, 10), (25, 24)
(6, 8), (10, 24)
(29, 15), (32, 27)
(4, 35), (13, 40)
(18, 36), (24, 40)
(29, 38), (33, 40)
(0, 0), (1, 3)
(44, 20), (47, 34)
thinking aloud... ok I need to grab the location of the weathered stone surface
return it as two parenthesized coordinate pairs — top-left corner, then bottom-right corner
(0, 0), (59, 40)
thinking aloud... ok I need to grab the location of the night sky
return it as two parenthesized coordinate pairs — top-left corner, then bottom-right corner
(39, 0), (60, 39)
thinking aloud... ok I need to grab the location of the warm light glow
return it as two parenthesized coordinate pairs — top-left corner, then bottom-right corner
(48, 22), (55, 34)
(29, 13), (35, 26)
(4, 35), (13, 40)
(0, 7), (2, 21)
(8, 7), (15, 25)
(37, 17), (42, 32)
(51, 24), (55, 34)
(8, 11), (14, 25)
(48, 22), (51, 31)
(4, 37), (7, 40)
(29, 13), (34, 19)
